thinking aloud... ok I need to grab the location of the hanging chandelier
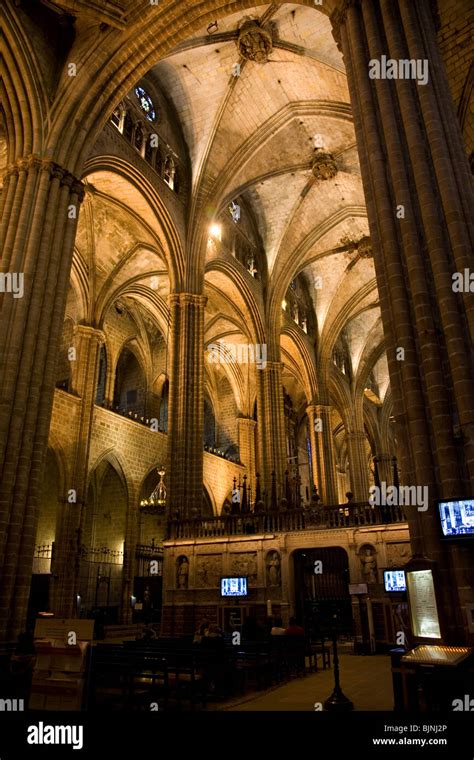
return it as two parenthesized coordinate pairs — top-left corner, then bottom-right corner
(140, 466), (167, 514)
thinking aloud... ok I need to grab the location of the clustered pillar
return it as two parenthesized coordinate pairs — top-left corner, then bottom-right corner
(0, 157), (84, 642)
(346, 431), (370, 502)
(50, 326), (105, 619)
(167, 293), (207, 517)
(256, 361), (287, 503)
(238, 416), (257, 492)
(307, 403), (338, 505)
(376, 453), (395, 488)
(331, 0), (474, 641)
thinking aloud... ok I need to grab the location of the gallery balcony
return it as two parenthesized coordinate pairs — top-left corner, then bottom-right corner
(167, 502), (407, 540)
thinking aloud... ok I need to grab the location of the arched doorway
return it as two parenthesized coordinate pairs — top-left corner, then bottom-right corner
(80, 460), (128, 625)
(293, 547), (352, 638)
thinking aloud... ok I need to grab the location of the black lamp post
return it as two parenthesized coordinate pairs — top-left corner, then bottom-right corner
(324, 612), (354, 712)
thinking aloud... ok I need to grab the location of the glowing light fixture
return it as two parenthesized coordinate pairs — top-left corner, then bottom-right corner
(209, 224), (222, 240)
(282, 299), (287, 310)
(140, 466), (167, 514)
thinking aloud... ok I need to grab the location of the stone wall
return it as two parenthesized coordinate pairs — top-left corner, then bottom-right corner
(36, 450), (60, 548)
(161, 523), (411, 635)
(46, 390), (245, 525)
(438, 0), (474, 161)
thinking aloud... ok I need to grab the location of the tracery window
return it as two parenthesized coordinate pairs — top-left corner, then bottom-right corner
(135, 86), (156, 123)
(108, 93), (183, 197)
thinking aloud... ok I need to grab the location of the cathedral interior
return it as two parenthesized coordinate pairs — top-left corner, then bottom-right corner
(0, 0), (473, 728)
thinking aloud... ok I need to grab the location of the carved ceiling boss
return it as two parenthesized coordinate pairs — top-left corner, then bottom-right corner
(237, 18), (273, 64)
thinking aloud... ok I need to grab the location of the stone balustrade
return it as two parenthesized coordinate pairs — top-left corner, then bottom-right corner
(167, 501), (406, 539)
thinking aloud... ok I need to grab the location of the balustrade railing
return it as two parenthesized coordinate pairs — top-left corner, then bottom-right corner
(167, 502), (406, 540)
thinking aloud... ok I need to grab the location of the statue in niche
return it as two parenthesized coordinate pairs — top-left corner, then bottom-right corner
(360, 546), (377, 584)
(237, 19), (273, 64)
(266, 551), (281, 587)
(177, 556), (189, 589)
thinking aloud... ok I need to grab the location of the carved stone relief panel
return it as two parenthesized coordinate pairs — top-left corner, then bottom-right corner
(195, 555), (222, 588)
(386, 542), (411, 568)
(229, 552), (258, 586)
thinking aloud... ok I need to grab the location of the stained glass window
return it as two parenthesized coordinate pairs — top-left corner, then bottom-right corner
(134, 86), (156, 122)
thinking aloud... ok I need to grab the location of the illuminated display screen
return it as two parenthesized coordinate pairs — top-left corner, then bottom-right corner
(220, 577), (248, 597)
(384, 569), (406, 592)
(438, 499), (474, 537)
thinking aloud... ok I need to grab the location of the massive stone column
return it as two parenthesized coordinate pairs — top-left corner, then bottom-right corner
(346, 431), (370, 502)
(331, 0), (474, 641)
(121, 491), (141, 625)
(167, 293), (207, 517)
(376, 453), (395, 488)
(50, 326), (104, 618)
(104, 357), (115, 408)
(0, 157), (84, 642)
(256, 361), (287, 503)
(238, 416), (257, 490)
(337, 464), (350, 503)
(307, 404), (339, 504)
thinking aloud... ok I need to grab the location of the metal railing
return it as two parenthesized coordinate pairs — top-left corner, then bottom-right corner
(32, 543), (54, 574)
(167, 502), (406, 539)
(34, 544), (53, 559)
(96, 401), (168, 431)
(79, 545), (124, 564)
(136, 541), (164, 576)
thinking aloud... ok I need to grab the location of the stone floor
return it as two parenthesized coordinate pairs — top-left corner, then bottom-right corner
(219, 650), (394, 712)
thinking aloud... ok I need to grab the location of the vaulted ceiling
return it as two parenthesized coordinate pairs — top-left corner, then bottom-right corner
(67, 2), (390, 415)
(151, 4), (386, 399)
